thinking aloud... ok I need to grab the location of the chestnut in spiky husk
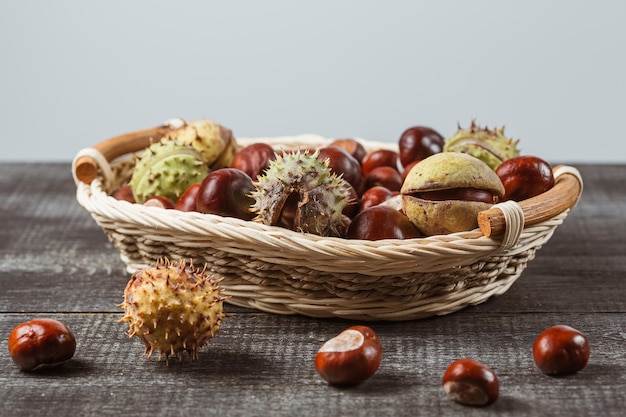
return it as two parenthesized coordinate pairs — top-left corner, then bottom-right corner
(119, 259), (227, 364)
(249, 150), (352, 237)
(401, 152), (505, 235)
(163, 119), (238, 169)
(129, 138), (208, 204)
(444, 120), (520, 170)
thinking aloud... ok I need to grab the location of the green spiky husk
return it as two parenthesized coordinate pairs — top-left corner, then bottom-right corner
(163, 119), (237, 168)
(443, 120), (520, 170)
(129, 138), (208, 203)
(119, 258), (227, 364)
(249, 150), (351, 237)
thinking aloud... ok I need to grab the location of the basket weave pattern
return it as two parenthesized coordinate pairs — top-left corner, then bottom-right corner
(74, 135), (577, 321)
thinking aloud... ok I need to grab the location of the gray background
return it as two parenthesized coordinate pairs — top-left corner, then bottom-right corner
(1, 0), (624, 163)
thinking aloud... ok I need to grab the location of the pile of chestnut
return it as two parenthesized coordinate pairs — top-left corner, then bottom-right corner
(114, 125), (556, 240)
(7, 318), (589, 408)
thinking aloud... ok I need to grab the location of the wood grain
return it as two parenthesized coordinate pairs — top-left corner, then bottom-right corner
(1, 163), (625, 417)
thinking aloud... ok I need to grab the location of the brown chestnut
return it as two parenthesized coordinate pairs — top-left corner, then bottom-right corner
(196, 168), (255, 220)
(174, 182), (201, 212)
(111, 184), (136, 203)
(230, 142), (276, 180)
(347, 205), (422, 240)
(315, 325), (382, 385)
(364, 166), (403, 192)
(533, 325), (590, 376)
(398, 125), (444, 167)
(361, 149), (402, 177)
(143, 195), (175, 209)
(328, 138), (367, 163)
(442, 358), (499, 406)
(317, 146), (364, 194)
(359, 186), (394, 212)
(8, 318), (76, 371)
(496, 156), (555, 201)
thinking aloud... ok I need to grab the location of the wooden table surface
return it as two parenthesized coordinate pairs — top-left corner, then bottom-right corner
(0, 162), (624, 417)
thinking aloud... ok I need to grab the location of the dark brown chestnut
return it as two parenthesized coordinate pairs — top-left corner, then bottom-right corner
(111, 185), (135, 203)
(143, 195), (175, 209)
(359, 186), (394, 212)
(442, 358), (499, 406)
(398, 126), (444, 167)
(346, 205), (422, 240)
(496, 156), (555, 201)
(533, 325), (590, 376)
(174, 182), (201, 212)
(318, 146), (365, 195)
(230, 142), (276, 180)
(328, 138), (367, 163)
(364, 166), (403, 192)
(196, 168), (255, 220)
(8, 318), (77, 371)
(315, 325), (382, 386)
(361, 149), (402, 177)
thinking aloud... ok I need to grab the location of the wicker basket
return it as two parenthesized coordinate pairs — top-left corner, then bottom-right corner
(72, 122), (583, 321)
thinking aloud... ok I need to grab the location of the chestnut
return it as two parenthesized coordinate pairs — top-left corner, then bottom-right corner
(361, 149), (402, 177)
(496, 156), (555, 201)
(8, 318), (76, 371)
(364, 166), (403, 192)
(317, 146), (364, 195)
(174, 182), (201, 212)
(346, 205), (422, 240)
(143, 195), (175, 209)
(196, 168), (255, 220)
(398, 125), (444, 167)
(230, 142), (276, 180)
(533, 325), (590, 376)
(315, 325), (382, 385)
(328, 138), (367, 163)
(442, 358), (499, 406)
(401, 152), (505, 235)
(359, 186), (394, 212)
(111, 184), (135, 203)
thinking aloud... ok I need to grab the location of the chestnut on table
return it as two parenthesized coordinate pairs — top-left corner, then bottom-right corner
(0, 162), (625, 417)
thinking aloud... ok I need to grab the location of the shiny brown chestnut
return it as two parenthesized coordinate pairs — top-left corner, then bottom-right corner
(315, 325), (382, 385)
(496, 156), (555, 201)
(174, 182), (201, 212)
(398, 126), (444, 167)
(364, 166), (403, 192)
(196, 168), (255, 220)
(442, 358), (499, 406)
(143, 195), (175, 209)
(111, 184), (135, 203)
(359, 186), (394, 212)
(347, 205), (422, 240)
(328, 138), (367, 163)
(533, 325), (590, 376)
(317, 146), (364, 195)
(361, 149), (402, 177)
(230, 142), (276, 180)
(8, 318), (77, 371)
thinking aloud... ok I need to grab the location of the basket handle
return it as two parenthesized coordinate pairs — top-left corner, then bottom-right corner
(72, 119), (185, 184)
(477, 165), (583, 237)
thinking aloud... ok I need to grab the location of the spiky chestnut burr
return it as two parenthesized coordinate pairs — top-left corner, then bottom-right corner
(119, 258), (227, 364)
(129, 138), (209, 204)
(163, 119), (238, 169)
(443, 120), (520, 170)
(249, 150), (352, 237)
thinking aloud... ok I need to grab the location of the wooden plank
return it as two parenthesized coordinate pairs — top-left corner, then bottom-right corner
(0, 312), (624, 417)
